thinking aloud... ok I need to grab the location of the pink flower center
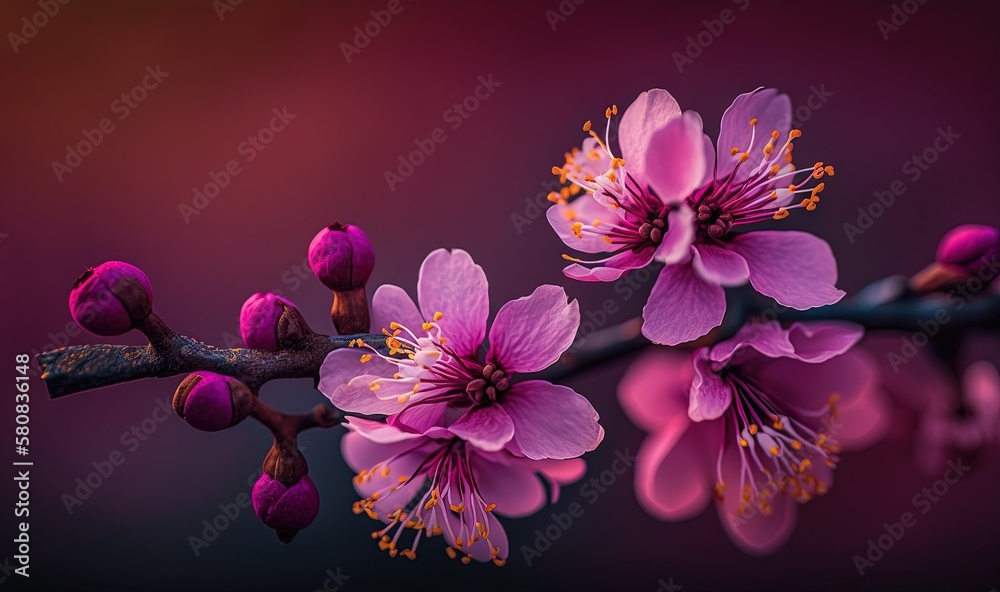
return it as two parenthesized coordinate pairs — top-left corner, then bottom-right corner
(692, 120), (835, 240)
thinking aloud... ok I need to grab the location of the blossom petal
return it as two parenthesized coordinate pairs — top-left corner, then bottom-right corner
(716, 88), (792, 182)
(546, 196), (618, 253)
(618, 349), (693, 433)
(370, 284), (423, 335)
(729, 230), (845, 310)
(563, 248), (655, 282)
(642, 262), (726, 346)
(418, 249), (488, 358)
(447, 405), (515, 452)
(636, 416), (720, 521)
(319, 349), (400, 415)
(653, 204), (696, 265)
(709, 320), (794, 364)
(502, 381), (603, 460)
(786, 321), (864, 363)
(487, 285), (579, 373)
(691, 243), (749, 287)
(689, 348), (732, 421)
(473, 455), (546, 518)
(619, 89), (682, 180)
(645, 111), (708, 204)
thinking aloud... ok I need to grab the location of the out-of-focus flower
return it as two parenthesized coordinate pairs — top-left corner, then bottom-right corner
(862, 334), (1000, 474)
(618, 321), (889, 554)
(549, 88), (844, 345)
(342, 417), (585, 564)
(319, 249), (604, 461)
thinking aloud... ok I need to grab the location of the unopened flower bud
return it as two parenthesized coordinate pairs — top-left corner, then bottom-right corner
(252, 473), (320, 543)
(239, 293), (311, 350)
(308, 223), (375, 292)
(172, 372), (253, 432)
(937, 224), (999, 274)
(307, 223), (375, 334)
(69, 261), (152, 336)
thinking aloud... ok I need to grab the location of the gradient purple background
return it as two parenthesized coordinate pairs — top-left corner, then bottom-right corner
(1, 1), (999, 590)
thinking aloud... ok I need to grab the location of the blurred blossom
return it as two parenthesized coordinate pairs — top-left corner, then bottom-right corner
(342, 417), (585, 564)
(549, 88), (844, 345)
(618, 321), (889, 554)
(863, 334), (1000, 474)
(319, 248), (604, 461)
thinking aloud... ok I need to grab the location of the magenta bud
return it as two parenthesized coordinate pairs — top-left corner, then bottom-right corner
(936, 224), (999, 273)
(172, 372), (253, 432)
(69, 261), (152, 336)
(308, 223), (375, 292)
(240, 292), (298, 351)
(252, 473), (320, 543)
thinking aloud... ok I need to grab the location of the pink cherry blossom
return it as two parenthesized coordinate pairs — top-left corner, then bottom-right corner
(618, 321), (889, 555)
(549, 88), (845, 345)
(342, 417), (586, 564)
(319, 248), (604, 460)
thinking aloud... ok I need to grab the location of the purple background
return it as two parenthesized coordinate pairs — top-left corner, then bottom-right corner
(1, 0), (998, 590)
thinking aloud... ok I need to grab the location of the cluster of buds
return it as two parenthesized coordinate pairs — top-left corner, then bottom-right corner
(62, 222), (376, 543)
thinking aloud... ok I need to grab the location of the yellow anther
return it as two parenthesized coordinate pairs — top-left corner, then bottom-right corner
(397, 395), (409, 404)
(749, 424), (759, 435)
(740, 438), (748, 447)
(769, 446), (781, 456)
(739, 152), (750, 162)
(789, 129), (802, 139)
(434, 311), (444, 321)
(369, 381), (381, 391)
(445, 547), (457, 559)
(582, 120), (592, 132)
(773, 208), (790, 220)
(422, 322), (434, 331)
(551, 166), (563, 175)
(790, 440), (803, 450)
(484, 503), (497, 512)
(799, 459), (813, 472)
(360, 354), (372, 363)
(606, 170), (617, 182)
(450, 503), (465, 513)
(749, 117), (758, 126)
(772, 417), (784, 430)
(547, 191), (562, 203)
(611, 104), (618, 115)
(730, 146), (740, 156)
(571, 222), (584, 238)
(461, 556), (472, 565)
